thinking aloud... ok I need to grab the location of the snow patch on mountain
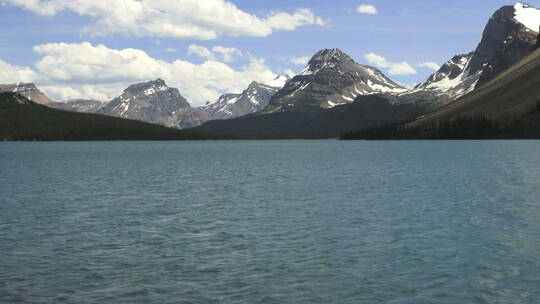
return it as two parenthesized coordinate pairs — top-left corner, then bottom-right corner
(200, 80), (283, 121)
(265, 75), (290, 88)
(267, 48), (406, 110)
(514, 2), (540, 32)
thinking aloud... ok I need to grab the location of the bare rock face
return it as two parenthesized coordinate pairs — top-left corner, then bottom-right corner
(266, 48), (405, 111)
(0, 83), (55, 105)
(473, 3), (539, 87)
(96, 79), (202, 129)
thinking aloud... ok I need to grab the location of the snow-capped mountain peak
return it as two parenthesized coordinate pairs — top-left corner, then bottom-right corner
(414, 53), (475, 91)
(397, 3), (539, 108)
(514, 2), (540, 32)
(200, 80), (282, 121)
(96, 79), (201, 129)
(299, 48), (353, 76)
(267, 48), (405, 110)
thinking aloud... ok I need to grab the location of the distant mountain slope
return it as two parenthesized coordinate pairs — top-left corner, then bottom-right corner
(411, 46), (540, 125)
(96, 79), (203, 129)
(266, 48), (405, 111)
(0, 93), (208, 141)
(399, 2), (539, 108)
(199, 77), (286, 121)
(194, 95), (423, 139)
(49, 99), (105, 113)
(342, 47), (540, 140)
(0, 83), (55, 105)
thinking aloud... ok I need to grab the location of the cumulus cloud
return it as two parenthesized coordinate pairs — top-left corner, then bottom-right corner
(187, 45), (215, 60)
(187, 45), (243, 62)
(22, 42), (280, 105)
(357, 4), (378, 15)
(364, 52), (417, 75)
(212, 46), (242, 62)
(418, 61), (440, 71)
(0, 58), (37, 83)
(291, 56), (310, 65)
(2, 0), (326, 40)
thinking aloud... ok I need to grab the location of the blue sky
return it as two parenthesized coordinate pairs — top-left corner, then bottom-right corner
(0, 0), (537, 105)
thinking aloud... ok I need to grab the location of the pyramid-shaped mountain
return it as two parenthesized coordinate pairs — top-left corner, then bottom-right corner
(266, 48), (405, 111)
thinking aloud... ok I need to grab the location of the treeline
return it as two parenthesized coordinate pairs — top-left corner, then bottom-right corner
(0, 93), (212, 141)
(341, 102), (540, 140)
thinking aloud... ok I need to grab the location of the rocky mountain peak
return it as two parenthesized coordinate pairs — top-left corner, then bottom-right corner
(248, 81), (262, 89)
(403, 2), (540, 108)
(200, 79), (281, 121)
(415, 53), (474, 90)
(301, 48), (356, 75)
(310, 48), (351, 63)
(0, 82), (55, 104)
(96, 79), (199, 129)
(266, 48), (404, 110)
(124, 78), (170, 96)
(467, 3), (538, 76)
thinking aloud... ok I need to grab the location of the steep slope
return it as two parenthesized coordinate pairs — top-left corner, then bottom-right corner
(0, 93), (208, 141)
(474, 2), (539, 87)
(267, 48), (405, 111)
(0, 83), (55, 105)
(200, 77), (287, 121)
(400, 2), (539, 108)
(49, 99), (105, 113)
(97, 79), (203, 129)
(411, 46), (540, 126)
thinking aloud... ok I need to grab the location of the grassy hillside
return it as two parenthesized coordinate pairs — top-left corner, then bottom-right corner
(0, 93), (210, 141)
(193, 96), (424, 139)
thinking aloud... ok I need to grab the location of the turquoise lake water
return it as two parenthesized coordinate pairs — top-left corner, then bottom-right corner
(1, 141), (539, 303)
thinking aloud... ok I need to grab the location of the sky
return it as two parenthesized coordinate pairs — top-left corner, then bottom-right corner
(0, 0), (538, 106)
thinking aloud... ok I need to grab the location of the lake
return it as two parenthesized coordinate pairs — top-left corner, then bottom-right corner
(1, 141), (539, 303)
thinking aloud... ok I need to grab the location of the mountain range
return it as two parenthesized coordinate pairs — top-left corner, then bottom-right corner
(194, 2), (540, 138)
(1, 2), (539, 140)
(0, 92), (208, 141)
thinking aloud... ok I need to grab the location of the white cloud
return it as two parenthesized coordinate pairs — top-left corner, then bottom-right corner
(165, 48), (177, 53)
(212, 46), (242, 62)
(291, 56), (310, 65)
(187, 45), (214, 60)
(0, 58), (37, 83)
(357, 4), (378, 15)
(364, 52), (417, 75)
(418, 61), (440, 71)
(187, 45), (243, 62)
(364, 53), (388, 68)
(388, 62), (417, 75)
(23, 42), (279, 105)
(2, 0), (326, 40)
